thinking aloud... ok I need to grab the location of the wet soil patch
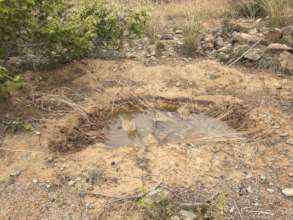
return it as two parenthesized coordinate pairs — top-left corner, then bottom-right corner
(48, 96), (253, 153)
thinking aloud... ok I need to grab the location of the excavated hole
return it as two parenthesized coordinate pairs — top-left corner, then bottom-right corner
(49, 96), (254, 153)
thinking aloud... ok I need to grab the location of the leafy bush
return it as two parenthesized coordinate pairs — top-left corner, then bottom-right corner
(0, 0), (148, 66)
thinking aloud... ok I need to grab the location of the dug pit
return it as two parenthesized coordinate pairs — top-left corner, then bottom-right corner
(104, 110), (240, 147)
(48, 96), (253, 153)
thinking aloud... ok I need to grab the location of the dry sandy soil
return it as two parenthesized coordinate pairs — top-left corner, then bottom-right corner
(0, 56), (292, 219)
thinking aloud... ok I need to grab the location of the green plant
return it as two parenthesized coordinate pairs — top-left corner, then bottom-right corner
(0, 0), (148, 66)
(196, 192), (227, 220)
(0, 66), (24, 101)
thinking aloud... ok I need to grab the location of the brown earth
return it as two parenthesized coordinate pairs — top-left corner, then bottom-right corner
(0, 58), (292, 219)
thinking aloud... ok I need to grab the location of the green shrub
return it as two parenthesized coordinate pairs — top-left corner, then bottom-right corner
(0, 0), (148, 65)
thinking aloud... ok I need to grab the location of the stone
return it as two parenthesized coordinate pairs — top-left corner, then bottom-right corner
(160, 34), (174, 40)
(281, 26), (293, 37)
(175, 30), (183, 35)
(279, 51), (293, 74)
(68, 180), (76, 186)
(244, 48), (263, 61)
(215, 36), (224, 47)
(247, 186), (253, 194)
(280, 132), (289, 137)
(147, 189), (172, 204)
(33, 178), (38, 184)
(179, 210), (197, 220)
(267, 188), (274, 193)
(286, 139), (293, 145)
(288, 173), (293, 177)
(267, 43), (293, 51)
(282, 188), (293, 197)
(264, 28), (282, 42)
(10, 170), (22, 177)
(79, 191), (86, 198)
(232, 32), (260, 43)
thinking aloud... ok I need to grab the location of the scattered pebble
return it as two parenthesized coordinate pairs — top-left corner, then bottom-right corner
(79, 192), (86, 198)
(286, 139), (293, 145)
(32, 178), (38, 184)
(267, 188), (274, 193)
(282, 188), (293, 197)
(68, 180), (76, 186)
(280, 132), (289, 137)
(247, 186), (253, 194)
(288, 173), (293, 177)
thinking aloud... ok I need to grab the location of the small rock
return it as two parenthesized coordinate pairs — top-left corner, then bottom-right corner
(160, 34), (174, 40)
(86, 203), (95, 209)
(215, 36), (224, 47)
(267, 43), (292, 51)
(280, 132), (289, 137)
(175, 30), (183, 35)
(10, 170), (22, 177)
(32, 178), (38, 184)
(267, 188), (274, 193)
(244, 48), (263, 61)
(279, 51), (293, 74)
(232, 32), (260, 43)
(176, 82), (181, 87)
(79, 191), (86, 198)
(282, 188), (293, 197)
(288, 173), (293, 177)
(68, 180), (76, 186)
(147, 189), (172, 204)
(247, 186), (253, 194)
(281, 26), (293, 36)
(229, 206), (235, 213)
(47, 156), (54, 162)
(171, 216), (180, 220)
(264, 28), (282, 42)
(179, 210), (197, 220)
(286, 139), (293, 145)
(274, 83), (282, 89)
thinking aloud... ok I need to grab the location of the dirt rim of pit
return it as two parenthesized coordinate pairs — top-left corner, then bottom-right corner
(48, 95), (258, 153)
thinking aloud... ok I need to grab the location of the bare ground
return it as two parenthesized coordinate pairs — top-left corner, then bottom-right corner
(0, 58), (292, 219)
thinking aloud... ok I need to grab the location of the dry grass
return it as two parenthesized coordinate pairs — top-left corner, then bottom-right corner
(146, 0), (230, 38)
(230, 0), (293, 26)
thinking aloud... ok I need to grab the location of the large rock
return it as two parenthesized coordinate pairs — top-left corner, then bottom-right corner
(264, 28), (282, 42)
(232, 32), (260, 43)
(282, 188), (293, 197)
(281, 26), (293, 37)
(279, 51), (293, 74)
(267, 43), (293, 52)
(244, 48), (263, 61)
